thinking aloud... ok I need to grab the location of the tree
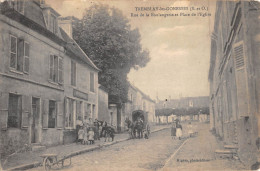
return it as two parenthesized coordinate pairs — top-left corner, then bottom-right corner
(73, 4), (150, 102)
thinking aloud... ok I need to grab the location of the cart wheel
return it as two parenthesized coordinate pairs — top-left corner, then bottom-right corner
(43, 157), (52, 171)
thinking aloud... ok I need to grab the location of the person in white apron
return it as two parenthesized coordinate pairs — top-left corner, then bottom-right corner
(176, 122), (182, 140)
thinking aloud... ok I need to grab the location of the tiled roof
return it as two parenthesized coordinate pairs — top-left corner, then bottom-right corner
(59, 28), (100, 71)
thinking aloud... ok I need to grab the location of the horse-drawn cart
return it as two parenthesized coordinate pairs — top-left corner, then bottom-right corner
(126, 110), (150, 139)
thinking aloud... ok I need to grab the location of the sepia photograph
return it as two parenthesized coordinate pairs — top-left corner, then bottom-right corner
(0, 0), (260, 170)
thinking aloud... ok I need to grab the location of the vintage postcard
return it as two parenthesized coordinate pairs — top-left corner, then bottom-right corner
(0, 0), (260, 170)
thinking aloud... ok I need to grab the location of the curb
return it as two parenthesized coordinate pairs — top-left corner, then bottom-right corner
(6, 126), (170, 171)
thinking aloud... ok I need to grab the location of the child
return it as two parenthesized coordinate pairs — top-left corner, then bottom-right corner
(83, 126), (88, 145)
(77, 126), (84, 144)
(88, 127), (95, 145)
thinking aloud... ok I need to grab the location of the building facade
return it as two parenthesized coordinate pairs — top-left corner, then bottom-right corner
(155, 96), (209, 123)
(108, 84), (156, 132)
(209, 1), (260, 167)
(0, 0), (99, 157)
(123, 84), (156, 126)
(156, 96), (209, 109)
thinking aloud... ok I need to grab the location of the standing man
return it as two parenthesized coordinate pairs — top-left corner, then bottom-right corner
(171, 121), (177, 139)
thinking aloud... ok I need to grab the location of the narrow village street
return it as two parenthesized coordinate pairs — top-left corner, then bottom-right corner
(27, 123), (245, 171)
(0, 0), (260, 170)
(28, 128), (184, 171)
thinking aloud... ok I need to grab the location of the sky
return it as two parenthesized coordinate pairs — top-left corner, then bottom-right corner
(46, 0), (216, 101)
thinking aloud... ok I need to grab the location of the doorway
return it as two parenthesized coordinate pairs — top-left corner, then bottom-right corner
(31, 97), (40, 143)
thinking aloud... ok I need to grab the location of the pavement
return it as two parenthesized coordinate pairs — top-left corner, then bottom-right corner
(161, 122), (246, 171)
(1, 124), (170, 171)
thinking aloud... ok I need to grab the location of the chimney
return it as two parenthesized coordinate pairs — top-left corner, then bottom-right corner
(58, 17), (73, 38)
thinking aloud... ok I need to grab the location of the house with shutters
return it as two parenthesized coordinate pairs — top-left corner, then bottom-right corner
(209, 1), (260, 167)
(0, 0), (99, 157)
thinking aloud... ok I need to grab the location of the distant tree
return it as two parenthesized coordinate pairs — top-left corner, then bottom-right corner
(73, 4), (150, 102)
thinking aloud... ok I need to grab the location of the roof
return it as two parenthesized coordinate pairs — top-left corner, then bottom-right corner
(129, 84), (155, 103)
(0, 2), (65, 46)
(59, 28), (100, 71)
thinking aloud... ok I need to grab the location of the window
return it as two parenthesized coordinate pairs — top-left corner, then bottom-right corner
(24, 42), (29, 73)
(92, 104), (96, 119)
(50, 14), (57, 33)
(84, 103), (91, 119)
(17, 39), (24, 72)
(8, 94), (21, 128)
(10, 0), (24, 14)
(50, 55), (63, 84)
(48, 100), (56, 128)
(65, 98), (75, 128)
(90, 72), (95, 92)
(10, 35), (30, 73)
(76, 101), (82, 119)
(71, 61), (76, 86)
(10, 35), (17, 69)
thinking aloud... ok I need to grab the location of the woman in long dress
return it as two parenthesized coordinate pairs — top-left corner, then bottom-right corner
(176, 122), (182, 140)
(171, 122), (176, 139)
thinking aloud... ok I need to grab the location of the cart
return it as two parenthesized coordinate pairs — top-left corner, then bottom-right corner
(40, 153), (71, 171)
(132, 110), (150, 138)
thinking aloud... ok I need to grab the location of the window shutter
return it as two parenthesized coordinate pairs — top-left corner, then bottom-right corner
(64, 97), (69, 128)
(233, 42), (248, 116)
(21, 95), (31, 128)
(58, 57), (63, 84)
(0, 92), (9, 130)
(42, 99), (49, 128)
(49, 55), (54, 80)
(17, 39), (24, 72)
(234, 43), (244, 69)
(54, 56), (58, 83)
(90, 72), (94, 92)
(10, 35), (17, 68)
(56, 101), (63, 128)
(24, 42), (29, 73)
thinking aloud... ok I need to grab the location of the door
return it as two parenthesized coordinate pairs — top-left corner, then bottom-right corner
(32, 98), (40, 143)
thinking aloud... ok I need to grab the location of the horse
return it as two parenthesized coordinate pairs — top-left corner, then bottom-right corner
(125, 118), (135, 139)
(103, 126), (115, 142)
(134, 120), (144, 139)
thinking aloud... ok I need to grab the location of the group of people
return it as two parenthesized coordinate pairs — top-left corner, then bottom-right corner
(76, 116), (113, 145)
(171, 120), (195, 140)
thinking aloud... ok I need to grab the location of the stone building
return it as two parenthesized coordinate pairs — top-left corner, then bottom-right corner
(0, 0), (99, 157)
(155, 96), (209, 123)
(108, 84), (156, 132)
(209, 1), (260, 167)
(123, 84), (156, 125)
(156, 96), (209, 109)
